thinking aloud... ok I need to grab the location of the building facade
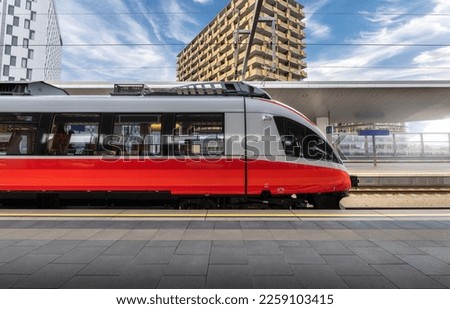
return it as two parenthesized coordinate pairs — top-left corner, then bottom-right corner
(0, 0), (62, 82)
(177, 0), (307, 82)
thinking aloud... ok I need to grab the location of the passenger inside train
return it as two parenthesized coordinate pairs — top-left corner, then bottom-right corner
(48, 124), (72, 155)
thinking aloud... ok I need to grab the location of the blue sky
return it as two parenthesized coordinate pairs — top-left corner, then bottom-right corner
(302, 0), (450, 80)
(54, 0), (230, 81)
(54, 0), (450, 82)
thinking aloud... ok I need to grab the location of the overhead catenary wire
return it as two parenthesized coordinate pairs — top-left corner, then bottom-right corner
(9, 66), (450, 71)
(9, 8), (450, 74)
(304, 12), (450, 17)
(18, 11), (450, 17)
(5, 42), (450, 47)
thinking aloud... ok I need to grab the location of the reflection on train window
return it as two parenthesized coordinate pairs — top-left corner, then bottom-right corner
(0, 113), (38, 155)
(47, 114), (100, 155)
(173, 114), (224, 156)
(111, 114), (162, 156)
(274, 116), (339, 163)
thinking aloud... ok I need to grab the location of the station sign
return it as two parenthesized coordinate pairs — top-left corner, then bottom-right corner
(358, 129), (390, 136)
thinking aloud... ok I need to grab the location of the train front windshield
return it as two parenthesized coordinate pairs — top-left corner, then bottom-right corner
(274, 116), (342, 164)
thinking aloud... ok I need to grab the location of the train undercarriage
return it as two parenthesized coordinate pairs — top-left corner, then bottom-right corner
(0, 191), (347, 210)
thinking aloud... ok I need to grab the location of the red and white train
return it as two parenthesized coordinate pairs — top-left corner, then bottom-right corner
(0, 82), (353, 209)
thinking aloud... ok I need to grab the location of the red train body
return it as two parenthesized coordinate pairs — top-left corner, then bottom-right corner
(0, 82), (351, 208)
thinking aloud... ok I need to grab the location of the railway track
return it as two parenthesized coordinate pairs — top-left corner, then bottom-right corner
(349, 187), (450, 194)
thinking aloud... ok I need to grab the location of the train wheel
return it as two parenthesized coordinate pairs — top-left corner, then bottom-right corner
(310, 194), (343, 210)
(36, 193), (60, 209)
(177, 198), (220, 209)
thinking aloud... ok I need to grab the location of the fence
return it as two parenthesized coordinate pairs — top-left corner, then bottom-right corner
(332, 133), (450, 161)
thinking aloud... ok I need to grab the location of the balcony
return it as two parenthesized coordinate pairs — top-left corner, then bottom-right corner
(276, 1), (288, 13)
(277, 52), (288, 63)
(298, 60), (307, 68)
(240, 2), (254, 17)
(234, 0), (246, 11)
(297, 70), (308, 79)
(277, 19), (289, 33)
(289, 7), (305, 20)
(248, 44), (270, 59)
(277, 62), (291, 74)
(290, 47), (306, 59)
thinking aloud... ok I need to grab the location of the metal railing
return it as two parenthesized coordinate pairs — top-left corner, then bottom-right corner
(332, 133), (450, 162)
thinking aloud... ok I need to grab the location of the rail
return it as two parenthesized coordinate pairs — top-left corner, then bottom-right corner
(350, 187), (450, 194)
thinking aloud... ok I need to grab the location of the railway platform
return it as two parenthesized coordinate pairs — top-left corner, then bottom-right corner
(342, 162), (450, 209)
(0, 209), (450, 289)
(346, 161), (450, 186)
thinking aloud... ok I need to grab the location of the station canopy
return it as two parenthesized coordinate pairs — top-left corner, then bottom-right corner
(56, 81), (450, 124)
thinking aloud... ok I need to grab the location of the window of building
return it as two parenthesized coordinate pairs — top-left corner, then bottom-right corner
(172, 114), (224, 156)
(11, 36), (18, 46)
(8, 5), (14, 15)
(21, 58), (27, 68)
(3, 65), (10, 76)
(24, 19), (30, 29)
(26, 68), (32, 80)
(108, 114), (162, 156)
(13, 16), (19, 26)
(30, 11), (36, 21)
(5, 45), (11, 55)
(14, 0), (21, 7)
(10, 56), (16, 66)
(9, 77), (15, 81)
(28, 49), (34, 59)
(29, 30), (35, 40)
(26, 0), (31, 10)
(6, 25), (13, 35)
(47, 114), (100, 155)
(274, 116), (340, 163)
(0, 113), (38, 155)
(22, 38), (29, 48)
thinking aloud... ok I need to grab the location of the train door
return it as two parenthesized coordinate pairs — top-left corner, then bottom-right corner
(224, 111), (246, 196)
(244, 108), (286, 197)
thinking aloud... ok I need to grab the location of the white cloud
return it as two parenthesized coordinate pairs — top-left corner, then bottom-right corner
(193, 0), (213, 4)
(306, 0), (450, 80)
(303, 0), (331, 40)
(307, 21), (331, 40)
(162, 0), (200, 43)
(55, 0), (180, 81)
(413, 47), (450, 66)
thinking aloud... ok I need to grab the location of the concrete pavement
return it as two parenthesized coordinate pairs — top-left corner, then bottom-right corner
(0, 210), (450, 289)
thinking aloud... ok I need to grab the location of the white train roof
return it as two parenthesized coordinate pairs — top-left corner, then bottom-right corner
(53, 80), (450, 123)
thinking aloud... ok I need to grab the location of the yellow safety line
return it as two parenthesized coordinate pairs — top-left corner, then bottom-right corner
(0, 213), (207, 218)
(0, 213), (450, 218)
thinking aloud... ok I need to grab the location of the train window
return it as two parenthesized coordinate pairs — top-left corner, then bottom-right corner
(0, 113), (38, 155)
(274, 116), (339, 163)
(110, 114), (162, 156)
(173, 114), (224, 156)
(47, 114), (100, 155)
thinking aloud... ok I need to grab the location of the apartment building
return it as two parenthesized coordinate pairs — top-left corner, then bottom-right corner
(0, 0), (62, 82)
(177, 0), (307, 82)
